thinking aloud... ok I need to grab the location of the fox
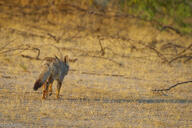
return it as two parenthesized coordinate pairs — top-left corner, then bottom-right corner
(33, 55), (69, 99)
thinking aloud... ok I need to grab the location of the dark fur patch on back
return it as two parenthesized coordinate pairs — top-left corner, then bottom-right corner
(33, 79), (42, 91)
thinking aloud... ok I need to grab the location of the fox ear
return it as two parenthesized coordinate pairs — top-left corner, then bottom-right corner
(64, 55), (69, 63)
(55, 55), (60, 60)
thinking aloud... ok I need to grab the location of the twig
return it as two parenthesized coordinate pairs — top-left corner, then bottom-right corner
(168, 55), (190, 64)
(47, 33), (61, 43)
(160, 42), (184, 54)
(21, 55), (41, 60)
(177, 43), (192, 56)
(102, 35), (169, 63)
(168, 43), (192, 64)
(32, 48), (40, 59)
(20, 46), (41, 60)
(161, 26), (181, 35)
(98, 37), (105, 56)
(137, 40), (169, 63)
(152, 80), (192, 92)
(184, 56), (192, 63)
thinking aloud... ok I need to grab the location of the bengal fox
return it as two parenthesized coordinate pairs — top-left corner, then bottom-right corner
(33, 55), (69, 99)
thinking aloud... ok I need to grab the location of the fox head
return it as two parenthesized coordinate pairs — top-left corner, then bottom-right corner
(54, 55), (70, 65)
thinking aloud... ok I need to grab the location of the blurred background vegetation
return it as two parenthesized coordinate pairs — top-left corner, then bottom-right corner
(4, 0), (191, 35)
(2, 0), (191, 36)
(0, 0), (192, 63)
(92, 0), (192, 35)
(118, 0), (192, 34)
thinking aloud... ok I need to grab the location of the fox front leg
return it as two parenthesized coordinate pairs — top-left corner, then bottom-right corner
(48, 77), (54, 96)
(56, 81), (62, 99)
(42, 83), (48, 99)
(48, 83), (53, 96)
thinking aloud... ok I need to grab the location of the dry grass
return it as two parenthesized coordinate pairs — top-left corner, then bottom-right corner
(0, 1), (192, 127)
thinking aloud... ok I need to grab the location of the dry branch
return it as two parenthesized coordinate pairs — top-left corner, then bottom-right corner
(168, 55), (190, 64)
(161, 26), (181, 35)
(34, 48), (40, 59)
(98, 37), (105, 56)
(19, 45), (41, 60)
(184, 56), (192, 63)
(21, 54), (40, 60)
(47, 33), (61, 43)
(177, 43), (192, 56)
(168, 43), (192, 64)
(145, 43), (169, 63)
(160, 42), (184, 54)
(105, 35), (169, 63)
(152, 80), (192, 92)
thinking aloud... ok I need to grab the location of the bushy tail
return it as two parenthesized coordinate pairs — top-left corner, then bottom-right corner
(33, 65), (51, 91)
(33, 79), (43, 91)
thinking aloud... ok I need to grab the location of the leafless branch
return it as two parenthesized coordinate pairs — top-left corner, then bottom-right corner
(184, 56), (192, 63)
(47, 33), (61, 43)
(98, 36), (105, 56)
(161, 26), (181, 35)
(168, 55), (190, 64)
(21, 54), (41, 60)
(178, 43), (192, 56)
(132, 39), (169, 63)
(152, 80), (192, 92)
(145, 43), (169, 63)
(168, 43), (192, 64)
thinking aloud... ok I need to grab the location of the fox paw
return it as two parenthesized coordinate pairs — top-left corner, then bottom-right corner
(42, 96), (46, 100)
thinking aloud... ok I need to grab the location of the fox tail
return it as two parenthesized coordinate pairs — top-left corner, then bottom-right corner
(33, 66), (51, 91)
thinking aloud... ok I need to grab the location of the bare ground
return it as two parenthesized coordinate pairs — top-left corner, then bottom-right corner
(0, 56), (192, 128)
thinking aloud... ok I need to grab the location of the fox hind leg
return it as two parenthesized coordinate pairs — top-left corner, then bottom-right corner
(56, 81), (62, 99)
